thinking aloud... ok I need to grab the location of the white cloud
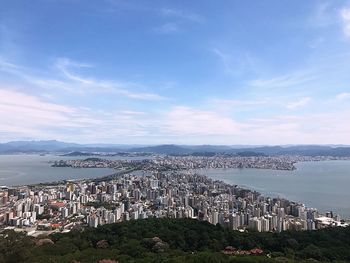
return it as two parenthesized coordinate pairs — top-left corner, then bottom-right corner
(0, 89), (74, 114)
(309, 4), (350, 39)
(243, 111), (350, 145)
(154, 8), (203, 34)
(212, 48), (235, 74)
(0, 88), (80, 139)
(153, 23), (180, 34)
(1, 88), (350, 145)
(0, 88), (161, 142)
(55, 57), (93, 84)
(159, 106), (350, 145)
(164, 106), (245, 136)
(55, 57), (165, 100)
(286, 97), (311, 110)
(209, 98), (269, 113)
(0, 59), (18, 71)
(0, 58), (165, 101)
(212, 48), (255, 76)
(211, 98), (268, 107)
(120, 110), (145, 116)
(251, 72), (316, 89)
(340, 7), (350, 38)
(160, 8), (204, 23)
(336, 92), (350, 100)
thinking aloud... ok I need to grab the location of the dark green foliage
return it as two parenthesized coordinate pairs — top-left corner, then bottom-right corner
(0, 230), (34, 263)
(1, 219), (350, 263)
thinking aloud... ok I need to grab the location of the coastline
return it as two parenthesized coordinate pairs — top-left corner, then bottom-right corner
(1, 155), (350, 219)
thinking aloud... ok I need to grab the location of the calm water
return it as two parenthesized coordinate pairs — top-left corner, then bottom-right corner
(0, 155), (124, 186)
(197, 160), (350, 218)
(1, 155), (349, 218)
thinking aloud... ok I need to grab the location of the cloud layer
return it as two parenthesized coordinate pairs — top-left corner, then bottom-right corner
(1, 1), (350, 144)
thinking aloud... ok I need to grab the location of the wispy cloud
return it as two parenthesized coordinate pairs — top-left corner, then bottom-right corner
(154, 7), (204, 34)
(308, 2), (335, 28)
(160, 8), (204, 23)
(0, 57), (165, 101)
(161, 105), (350, 144)
(0, 88), (81, 139)
(209, 98), (269, 113)
(212, 48), (236, 74)
(340, 7), (350, 38)
(212, 48), (254, 76)
(55, 57), (93, 84)
(56, 58), (166, 100)
(153, 23), (180, 34)
(286, 97), (311, 110)
(164, 106), (245, 136)
(250, 72), (317, 89)
(211, 98), (268, 107)
(0, 59), (18, 71)
(308, 3), (350, 39)
(1, 87), (350, 144)
(249, 111), (350, 144)
(336, 92), (350, 100)
(0, 87), (161, 142)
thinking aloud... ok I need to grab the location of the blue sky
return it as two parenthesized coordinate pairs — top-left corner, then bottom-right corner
(1, 0), (350, 144)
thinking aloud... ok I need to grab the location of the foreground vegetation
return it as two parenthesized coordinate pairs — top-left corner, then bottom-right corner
(1, 218), (350, 263)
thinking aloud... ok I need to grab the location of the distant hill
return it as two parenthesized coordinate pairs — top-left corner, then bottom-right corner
(182, 145), (234, 152)
(0, 140), (82, 153)
(60, 151), (93, 157)
(1, 140), (350, 156)
(129, 144), (350, 156)
(130, 144), (193, 155)
(236, 151), (266, 157)
(59, 147), (123, 153)
(228, 145), (350, 157)
(0, 140), (125, 154)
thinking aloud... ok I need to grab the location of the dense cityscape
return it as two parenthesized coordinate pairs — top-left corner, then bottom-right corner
(2, 0), (350, 261)
(52, 154), (350, 170)
(1, 155), (348, 238)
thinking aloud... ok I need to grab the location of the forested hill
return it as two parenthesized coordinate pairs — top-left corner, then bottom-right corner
(1, 218), (350, 263)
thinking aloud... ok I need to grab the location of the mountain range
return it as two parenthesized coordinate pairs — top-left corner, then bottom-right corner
(1, 140), (350, 156)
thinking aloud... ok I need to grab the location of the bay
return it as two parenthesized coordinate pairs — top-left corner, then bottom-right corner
(197, 160), (350, 218)
(0, 154), (130, 186)
(1, 155), (349, 219)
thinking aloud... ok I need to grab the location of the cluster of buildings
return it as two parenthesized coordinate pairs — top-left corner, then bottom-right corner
(0, 169), (347, 236)
(52, 155), (350, 172)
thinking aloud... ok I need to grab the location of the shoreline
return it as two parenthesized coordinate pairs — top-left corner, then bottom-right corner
(194, 163), (350, 219)
(1, 156), (349, 220)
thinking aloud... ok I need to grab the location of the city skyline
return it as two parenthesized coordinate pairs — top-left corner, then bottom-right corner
(1, 0), (350, 144)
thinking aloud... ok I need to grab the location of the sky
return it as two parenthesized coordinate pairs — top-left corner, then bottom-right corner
(1, 0), (350, 145)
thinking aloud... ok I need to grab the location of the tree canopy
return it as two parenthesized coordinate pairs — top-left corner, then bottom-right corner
(1, 218), (350, 263)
